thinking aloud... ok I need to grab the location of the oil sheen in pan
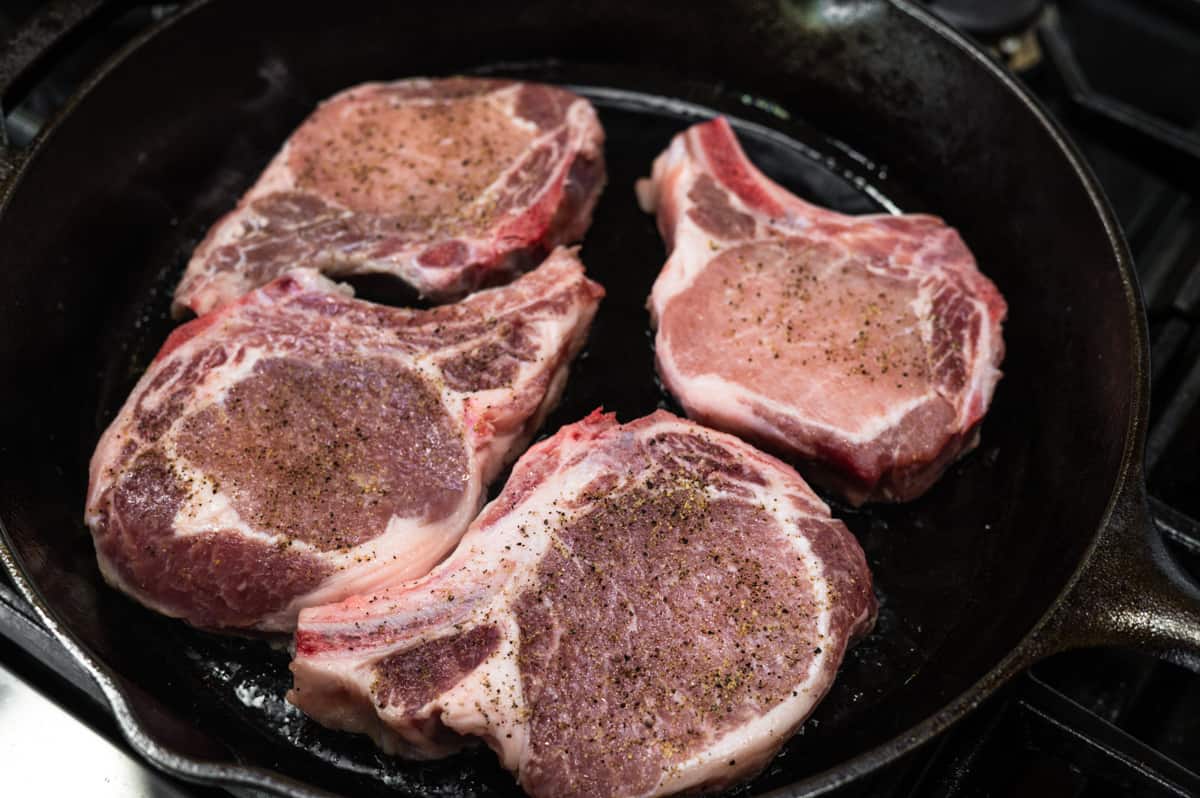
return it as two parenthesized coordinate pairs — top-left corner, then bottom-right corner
(93, 70), (1005, 797)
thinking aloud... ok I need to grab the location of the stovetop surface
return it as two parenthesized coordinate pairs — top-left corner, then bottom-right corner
(2, 1), (1200, 796)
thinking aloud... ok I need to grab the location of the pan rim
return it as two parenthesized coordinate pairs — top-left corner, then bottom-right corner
(0, 0), (1149, 795)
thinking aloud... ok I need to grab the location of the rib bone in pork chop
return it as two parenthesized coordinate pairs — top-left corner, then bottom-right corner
(174, 77), (605, 316)
(290, 410), (875, 798)
(638, 117), (1006, 504)
(86, 248), (603, 632)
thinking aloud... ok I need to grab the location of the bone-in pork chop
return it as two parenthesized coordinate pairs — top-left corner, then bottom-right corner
(174, 77), (605, 316)
(289, 410), (875, 798)
(637, 117), (1007, 504)
(86, 248), (603, 631)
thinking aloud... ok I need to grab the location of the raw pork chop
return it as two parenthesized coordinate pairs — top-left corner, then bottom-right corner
(638, 117), (1006, 504)
(174, 77), (605, 316)
(86, 248), (603, 632)
(290, 410), (875, 798)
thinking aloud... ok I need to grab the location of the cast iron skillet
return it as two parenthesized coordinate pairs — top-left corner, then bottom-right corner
(2, 1), (1200, 796)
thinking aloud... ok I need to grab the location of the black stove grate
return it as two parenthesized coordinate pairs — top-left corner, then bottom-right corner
(1032, 2), (1200, 523)
(2, 2), (1200, 797)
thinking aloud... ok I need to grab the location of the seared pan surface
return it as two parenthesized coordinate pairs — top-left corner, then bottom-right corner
(0, 2), (1137, 795)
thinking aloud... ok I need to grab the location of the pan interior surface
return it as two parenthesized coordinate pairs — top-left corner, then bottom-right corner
(0, 1), (1137, 795)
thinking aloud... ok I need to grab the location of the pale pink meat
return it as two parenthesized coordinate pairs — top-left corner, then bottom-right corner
(638, 117), (1006, 504)
(86, 248), (602, 631)
(174, 77), (605, 316)
(290, 410), (875, 798)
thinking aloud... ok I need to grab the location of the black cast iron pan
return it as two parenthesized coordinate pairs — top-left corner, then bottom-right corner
(2, 1), (1200, 795)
